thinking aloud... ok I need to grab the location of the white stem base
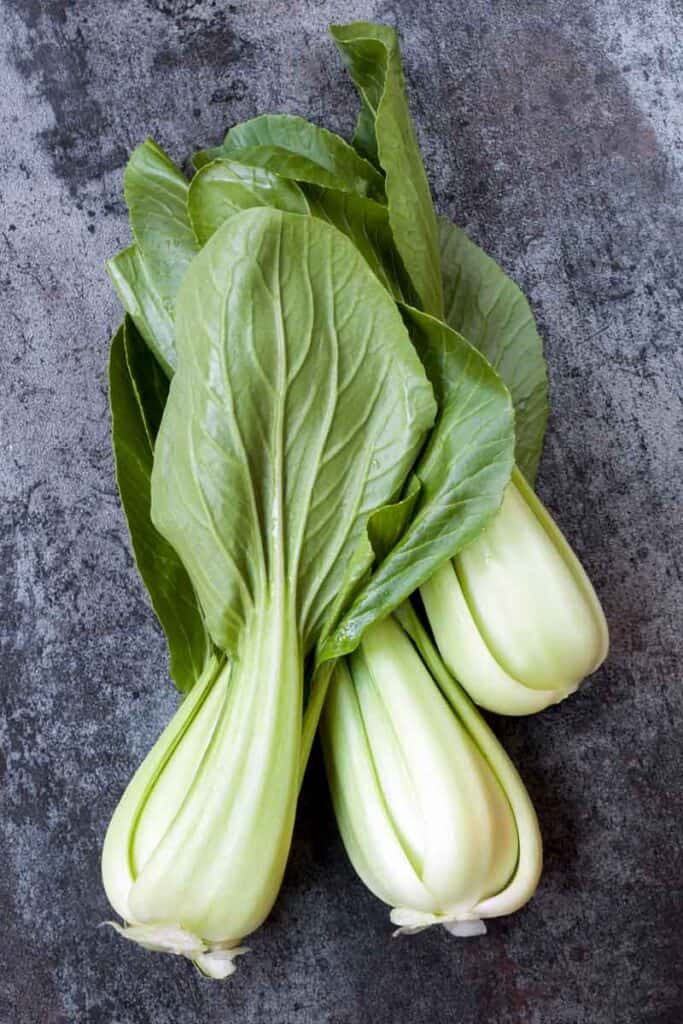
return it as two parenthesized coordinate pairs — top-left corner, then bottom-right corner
(104, 921), (249, 979)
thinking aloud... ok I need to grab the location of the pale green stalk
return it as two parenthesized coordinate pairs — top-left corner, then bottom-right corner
(102, 594), (301, 978)
(321, 612), (542, 934)
(421, 468), (609, 715)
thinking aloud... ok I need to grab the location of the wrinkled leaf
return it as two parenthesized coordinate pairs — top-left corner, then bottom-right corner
(331, 23), (443, 318)
(109, 318), (209, 691)
(439, 217), (549, 481)
(194, 114), (384, 200)
(151, 208), (435, 656)
(321, 306), (514, 661)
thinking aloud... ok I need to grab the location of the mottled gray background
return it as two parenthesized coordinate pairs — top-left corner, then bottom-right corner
(1, 1), (681, 1021)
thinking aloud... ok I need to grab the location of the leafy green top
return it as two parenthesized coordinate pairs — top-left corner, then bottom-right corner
(331, 23), (443, 318)
(150, 208), (436, 656)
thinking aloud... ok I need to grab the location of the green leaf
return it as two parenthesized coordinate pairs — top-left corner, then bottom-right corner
(439, 217), (549, 482)
(305, 187), (417, 303)
(123, 139), (199, 356)
(151, 208), (436, 657)
(186, 156), (414, 302)
(194, 114), (385, 199)
(352, 100), (380, 167)
(109, 318), (210, 691)
(366, 481), (421, 564)
(107, 245), (175, 378)
(187, 159), (310, 245)
(320, 307), (515, 661)
(331, 23), (443, 318)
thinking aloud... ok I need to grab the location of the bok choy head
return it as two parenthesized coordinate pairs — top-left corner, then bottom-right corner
(102, 207), (436, 972)
(321, 611), (543, 934)
(421, 469), (609, 715)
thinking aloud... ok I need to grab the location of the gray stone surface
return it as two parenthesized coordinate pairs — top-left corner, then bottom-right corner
(1, 0), (681, 1021)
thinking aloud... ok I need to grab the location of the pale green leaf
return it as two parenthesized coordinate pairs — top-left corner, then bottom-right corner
(124, 139), (199, 328)
(186, 158), (414, 302)
(107, 245), (175, 378)
(187, 159), (309, 245)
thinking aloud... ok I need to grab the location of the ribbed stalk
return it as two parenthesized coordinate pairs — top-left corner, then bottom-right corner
(102, 590), (301, 969)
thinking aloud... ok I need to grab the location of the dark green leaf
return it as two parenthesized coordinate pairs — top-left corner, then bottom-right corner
(352, 100), (380, 166)
(439, 217), (549, 481)
(109, 318), (210, 690)
(320, 306), (514, 661)
(331, 23), (443, 317)
(305, 187), (417, 302)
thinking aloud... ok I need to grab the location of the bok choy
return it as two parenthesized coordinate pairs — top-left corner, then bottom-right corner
(100, 18), (608, 977)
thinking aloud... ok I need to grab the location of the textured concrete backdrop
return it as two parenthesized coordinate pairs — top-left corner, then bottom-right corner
(1, 2), (681, 1022)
